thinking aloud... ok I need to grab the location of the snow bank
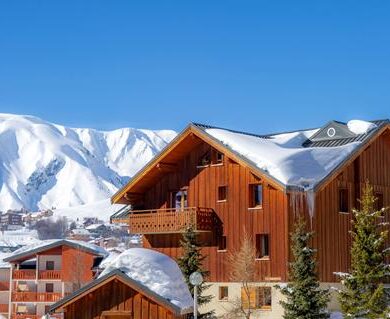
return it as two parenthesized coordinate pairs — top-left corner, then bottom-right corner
(100, 248), (193, 312)
(347, 120), (377, 135)
(206, 128), (359, 189)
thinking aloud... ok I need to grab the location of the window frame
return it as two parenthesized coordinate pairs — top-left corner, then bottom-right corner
(217, 235), (227, 252)
(218, 286), (229, 301)
(45, 283), (54, 293)
(255, 234), (270, 260)
(249, 184), (263, 209)
(217, 186), (228, 202)
(46, 260), (55, 271)
(338, 188), (349, 214)
(241, 286), (272, 310)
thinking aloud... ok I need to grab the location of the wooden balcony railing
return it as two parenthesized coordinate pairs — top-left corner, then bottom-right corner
(12, 292), (62, 302)
(13, 270), (36, 280)
(39, 270), (62, 280)
(0, 281), (9, 291)
(0, 304), (8, 312)
(128, 207), (216, 234)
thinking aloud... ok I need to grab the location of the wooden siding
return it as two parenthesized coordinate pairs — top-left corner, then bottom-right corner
(61, 279), (186, 319)
(137, 140), (288, 282)
(294, 130), (390, 282)
(62, 245), (95, 283)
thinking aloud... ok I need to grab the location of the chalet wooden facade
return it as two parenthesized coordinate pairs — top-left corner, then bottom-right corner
(49, 270), (191, 319)
(111, 120), (390, 317)
(4, 239), (107, 319)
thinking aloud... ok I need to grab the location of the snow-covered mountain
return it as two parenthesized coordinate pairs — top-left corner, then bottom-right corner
(0, 113), (177, 212)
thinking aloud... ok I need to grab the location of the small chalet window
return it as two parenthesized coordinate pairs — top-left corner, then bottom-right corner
(375, 192), (384, 212)
(219, 286), (229, 300)
(218, 186), (228, 202)
(218, 236), (227, 251)
(198, 151), (211, 167)
(256, 287), (272, 309)
(250, 184), (263, 208)
(46, 261), (55, 270)
(46, 283), (54, 293)
(241, 287), (272, 309)
(256, 234), (269, 259)
(339, 188), (349, 213)
(211, 150), (224, 165)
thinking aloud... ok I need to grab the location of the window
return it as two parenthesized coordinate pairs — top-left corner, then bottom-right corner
(219, 286), (229, 300)
(241, 287), (272, 309)
(250, 184), (263, 207)
(46, 261), (55, 270)
(256, 234), (269, 259)
(375, 192), (384, 212)
(339, 188), (349, 213)
(211, 150), (224, 165)
(46, 283), (54, 293)
(218, 186), (228, 202)
(198, 151), (210, 167)
(218, 236), (227, 251)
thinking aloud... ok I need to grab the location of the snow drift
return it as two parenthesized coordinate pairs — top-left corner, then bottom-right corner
(100, 248), (193, 311)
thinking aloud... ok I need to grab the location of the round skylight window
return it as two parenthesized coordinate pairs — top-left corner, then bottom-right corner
(327, 127), (336, 138)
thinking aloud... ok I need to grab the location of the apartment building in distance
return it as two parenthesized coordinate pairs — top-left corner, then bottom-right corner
(4, 239), (107, 319)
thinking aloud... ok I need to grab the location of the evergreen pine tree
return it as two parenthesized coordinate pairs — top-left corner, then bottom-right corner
(278, 216), (330, 319)
(177, 224), (213, 317)
(338, 182), (389, 318)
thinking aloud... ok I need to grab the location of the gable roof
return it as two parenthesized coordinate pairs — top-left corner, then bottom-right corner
(3, 239), (108, 262)
(49, 269), (192, 315)
(112, 119), (390, 206)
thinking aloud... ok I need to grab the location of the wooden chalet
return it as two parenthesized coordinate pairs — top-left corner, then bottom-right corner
(49, 248), (193, 319)
(49, 270), (190, 319)
(110, 120), (390, 317)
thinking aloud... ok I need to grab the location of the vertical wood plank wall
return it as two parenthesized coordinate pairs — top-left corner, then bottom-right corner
(141, 140), (289, 282)
(298, 131), (390, 282)
(62, 279), (185, 319)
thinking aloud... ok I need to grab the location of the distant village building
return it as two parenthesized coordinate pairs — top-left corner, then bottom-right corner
(4, 239), (108, 319)
(68, 228), (91, 242)
(0, 211), (24, 231)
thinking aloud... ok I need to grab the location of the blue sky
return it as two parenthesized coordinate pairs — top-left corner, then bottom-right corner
(0, 1), (390, 133)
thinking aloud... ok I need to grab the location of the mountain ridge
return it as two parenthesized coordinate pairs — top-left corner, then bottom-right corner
(0, 113), (176, 212)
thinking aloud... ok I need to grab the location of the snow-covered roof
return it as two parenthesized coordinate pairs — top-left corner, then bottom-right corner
(71, 228), (91, 235)
(4, 239), (108, 262)
(0, 229), (40, 248)
(99, 248), (193, 313)
(85, 223), (105, 231)
(0, 252), (12, 268)
(196, 119), (388, 190)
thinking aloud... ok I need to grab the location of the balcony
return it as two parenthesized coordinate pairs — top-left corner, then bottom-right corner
(38, 270), (62, 280)
(12, 292), (62, 302)
(13, 270), (36, 280)
(128, 207), (216, 234)
(12, 315), (39, 319)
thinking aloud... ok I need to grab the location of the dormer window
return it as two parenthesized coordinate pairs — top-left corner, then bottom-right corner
(198, 151), (211, 167)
